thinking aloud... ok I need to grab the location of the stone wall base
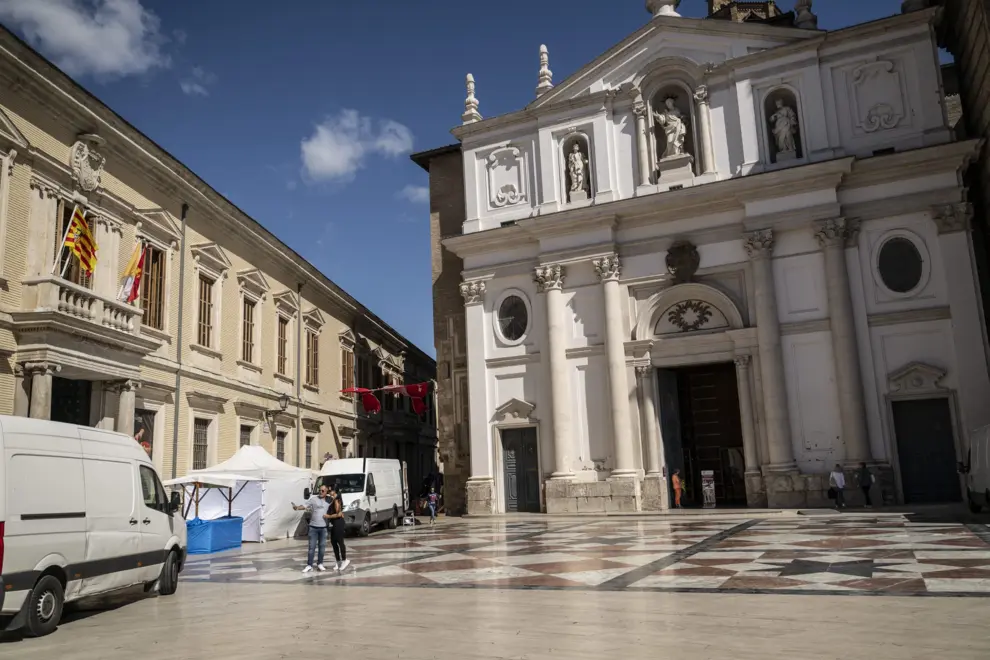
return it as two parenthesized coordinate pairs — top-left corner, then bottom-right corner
(465, 477), (495, 515)
(641, 475), (670, 511)
(545, 477), (643, 514)
(764, 464), (896, 508)
(745, 470), (768, 508)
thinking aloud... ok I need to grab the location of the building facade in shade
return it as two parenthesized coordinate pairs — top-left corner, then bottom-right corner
(0, 27), (438, 489)
(415, 1), (990, 514)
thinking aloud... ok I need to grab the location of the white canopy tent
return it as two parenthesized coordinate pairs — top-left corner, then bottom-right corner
(182, 446), (311, 542)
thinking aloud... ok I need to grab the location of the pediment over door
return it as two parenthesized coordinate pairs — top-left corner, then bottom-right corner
(888, 362), (948, 396)
(634, 282), (744, 340)
(491, 398), (537, 426)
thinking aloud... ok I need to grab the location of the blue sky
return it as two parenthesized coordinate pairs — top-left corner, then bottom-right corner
(0, 1), (913, 356)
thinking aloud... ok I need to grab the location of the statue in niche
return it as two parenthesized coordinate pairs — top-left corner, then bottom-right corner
(566, 142), (589, 201)
(653, 97), (687, 160)
(769, 98), (799, 160)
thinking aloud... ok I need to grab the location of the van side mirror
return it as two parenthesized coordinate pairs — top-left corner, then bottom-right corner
(169, 491), (181, 514)
(304, 488), (312, 500)
(367, 484), (376, 497)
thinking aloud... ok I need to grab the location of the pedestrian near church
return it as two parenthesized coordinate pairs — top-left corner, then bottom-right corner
(427, 487), (440, 526)
(829, 464), (846, 509)
(293, 485), (333, 573)
(326, 483), (350, 572)
(858, 462), (876, 508)
(672, 469), (683, 508)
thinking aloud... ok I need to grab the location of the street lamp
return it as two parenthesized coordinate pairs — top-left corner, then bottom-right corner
(265, 394), (291, 425)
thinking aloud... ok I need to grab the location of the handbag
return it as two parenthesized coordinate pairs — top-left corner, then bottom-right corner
(827, 487), (837, 500)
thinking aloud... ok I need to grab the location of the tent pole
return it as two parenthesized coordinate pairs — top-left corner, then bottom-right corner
(195, 483), (200, 518)
(228, 486), (233, 517)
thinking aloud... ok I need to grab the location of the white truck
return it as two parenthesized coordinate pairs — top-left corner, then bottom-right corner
(0, 415), (186, 637)
(315, 458), (407, 536)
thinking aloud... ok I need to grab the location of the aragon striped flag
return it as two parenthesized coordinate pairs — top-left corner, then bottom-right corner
(63, 205), (98, 273)
(117, 240), (147, 303)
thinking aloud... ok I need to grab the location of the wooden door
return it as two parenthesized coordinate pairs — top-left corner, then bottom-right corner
(502, 428), (540, 513)
(892, 398), (961, 504)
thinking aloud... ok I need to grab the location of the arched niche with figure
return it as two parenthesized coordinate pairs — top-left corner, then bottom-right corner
(763, 87), (803, 164)
(649, 85), (696, 179)
(561, 132), (593, 204)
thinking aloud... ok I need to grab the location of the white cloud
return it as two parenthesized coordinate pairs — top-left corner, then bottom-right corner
(0, 0), (169, 79)
(398, 185), (429, 204)
(180, 66), (216, 96)
(300, 109), (414, 183)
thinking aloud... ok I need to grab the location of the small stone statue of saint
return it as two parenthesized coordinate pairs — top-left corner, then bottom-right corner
(769, 99), (799, 158)
(567, 143), (589, 196)
(653, 97), (687, 160)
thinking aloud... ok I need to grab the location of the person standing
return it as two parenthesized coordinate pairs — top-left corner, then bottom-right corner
(672, 469), (683, 509)
(427, 487), (440, 526)
(293, 485), (332, 573)
(326, 483), (349, 572)
(829, 464), (847, 510)
(858, 462), (876, 508)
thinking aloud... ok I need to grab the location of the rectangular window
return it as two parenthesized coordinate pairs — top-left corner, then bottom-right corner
(141, 245), (166, 330)
(277, 316), (289, 375)
(341, 348), (354, 394)
(305, 436), (314, 469)
(276, 430), (286, 462)
(193, 418), (210, 470)
(239, 424), (253, 448)
(306, 331), (319, 387)
(197, 275), (214, 348)
(242, 299), (256, 363)
(54, 200), (92, 288)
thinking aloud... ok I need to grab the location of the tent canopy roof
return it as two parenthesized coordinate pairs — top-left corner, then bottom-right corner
(163, 473), (260, 489)
(190, 445), (312, 481)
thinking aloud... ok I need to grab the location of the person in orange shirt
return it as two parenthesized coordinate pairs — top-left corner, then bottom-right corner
(672, 468), (683, 508)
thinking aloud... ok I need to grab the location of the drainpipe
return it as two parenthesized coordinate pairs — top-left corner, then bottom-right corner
(295, 281), (303, 467)
(170, 203), (189, 478)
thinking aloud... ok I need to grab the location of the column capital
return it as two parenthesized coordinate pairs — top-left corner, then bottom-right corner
(813, 218), (858, 248)
(534, 264), (565, 292)
(634, 364), (653, 379)
(693, 85), (709, 105)
(632, 100), (648, 117)
(743, 229), (774, 259)
(733, 354), (752, 369)
(932, 202), (972, 234)
(592, 254), (621, 282)
(459, 279), (487, 305)
(108, 379), (141, 394)
(22, 361), (61, 377)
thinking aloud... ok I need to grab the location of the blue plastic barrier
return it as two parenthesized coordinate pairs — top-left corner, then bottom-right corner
(186, 516), (243, 554)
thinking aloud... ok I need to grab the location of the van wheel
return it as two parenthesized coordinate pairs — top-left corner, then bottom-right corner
(24, 575), (64, 638)
(360, 513), (371, 537)
(388, 507), (399, 529)
(158, 551), (180, 596)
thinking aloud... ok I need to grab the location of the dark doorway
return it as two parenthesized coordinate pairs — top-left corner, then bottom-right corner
(51, 377), (92, 426)
(892, 398), (961, 504)
(657, 363), (747, 507)
(502, 427), (540, 513)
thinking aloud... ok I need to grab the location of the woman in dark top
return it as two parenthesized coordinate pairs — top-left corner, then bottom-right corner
(326, 483), (349, 572)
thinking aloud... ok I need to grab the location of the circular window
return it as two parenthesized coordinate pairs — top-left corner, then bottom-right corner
(497, 295), (529, 343)
(877, 237), (924, 294)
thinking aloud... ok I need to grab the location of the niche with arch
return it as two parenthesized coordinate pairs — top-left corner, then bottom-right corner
(649, 84), (697, 177)
(561, 132), (593, 204)
(763, 87), (804, 164)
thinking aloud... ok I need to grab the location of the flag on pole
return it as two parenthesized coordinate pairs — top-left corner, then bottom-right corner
(63, 205), (98, 273)
(118, 241), (147, 303)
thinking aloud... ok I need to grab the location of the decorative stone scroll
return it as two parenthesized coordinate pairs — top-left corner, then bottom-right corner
(487, 146), (526, 208)
(851, 60), (905, 134)
(655, 299), (730, 335)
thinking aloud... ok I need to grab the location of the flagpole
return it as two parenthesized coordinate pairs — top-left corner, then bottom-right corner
(51, 205), (77, 277)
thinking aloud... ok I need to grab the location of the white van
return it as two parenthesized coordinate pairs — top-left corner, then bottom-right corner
(316, 458), (407, 536)
(966, 425), (990, 513)
(0, 415), (187, 637)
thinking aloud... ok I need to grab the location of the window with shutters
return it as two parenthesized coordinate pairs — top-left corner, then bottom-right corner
(54, 199), (92, 288)
(140, 245), (166, 330)
(193, 418), (210, 470)
(341, 347), (354, 397)
(197, 275), (214, 348)
(276, 430), (287, 462)
(239, 424), (253, 448)
(305, 436), (314, 469)
(277, 316), (289, 375)
(242, 298), (256, 363)
(306, 331), (319, 387)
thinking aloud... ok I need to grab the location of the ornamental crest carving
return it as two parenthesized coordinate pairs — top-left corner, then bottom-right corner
(654, 299), (730, 335)
(850, 60), (905, 134)
(486, 146), (527, 209)
(70, 135), (106, 192)
(665, 241), (700, 283)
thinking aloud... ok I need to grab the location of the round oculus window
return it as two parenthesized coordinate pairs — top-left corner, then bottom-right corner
(497, 295), (529, 342)
(877, 237), (924, 294)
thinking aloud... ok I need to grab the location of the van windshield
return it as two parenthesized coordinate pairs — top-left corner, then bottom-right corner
(317, 474), (364, 494)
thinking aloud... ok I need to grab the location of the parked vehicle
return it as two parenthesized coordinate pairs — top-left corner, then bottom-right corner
(0, 415), (186, 637)
(315, 458), (407, 536)
(965, 424), (990, 513)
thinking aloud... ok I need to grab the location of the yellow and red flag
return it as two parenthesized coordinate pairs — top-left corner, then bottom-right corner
(117, 241), (147, 303)
(63, 205), (98, 273)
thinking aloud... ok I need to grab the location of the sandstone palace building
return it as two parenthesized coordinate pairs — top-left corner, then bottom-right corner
(415, 1), (990, 514)
(0, 26), (437, 486)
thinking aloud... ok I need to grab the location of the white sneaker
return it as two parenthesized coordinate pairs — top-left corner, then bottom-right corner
(339, 559), (351, 571)
(317, 564), (326, 572)
(302, 565), (313, 573)
(333, 562), (341, 572)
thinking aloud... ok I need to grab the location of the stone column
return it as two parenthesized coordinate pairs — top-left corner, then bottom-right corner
(815, 218), (871, 465)
(460, 279), (495, 512)
(113, 379), (140, 435)
(13, 364), (29, 417)
(635, 365), (662, 476)
(633, 98), (652, 187)
(24, 362), (60, 420)
(733, 355), (760, 472)
(92, 215), (116, 298)
(694, 85), (716, 175)
(535, 264), (574, 479)
(744, 230), (796, 469)
(594, 255), (636, 478)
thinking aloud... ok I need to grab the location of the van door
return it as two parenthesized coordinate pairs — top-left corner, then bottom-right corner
(137, 465), (172, 581)
(366, 472), (378, 523)
(80, 457), (143, 595)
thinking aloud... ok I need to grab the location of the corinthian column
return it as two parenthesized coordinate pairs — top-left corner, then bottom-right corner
(535, 264), (574, 479)
(636, 365), (662, 476)
(694, 85), (716, 175)
(744, 230), (796, 469)
(594, 255), (636, 478)
(459, 279), (494, 496)
(633, 98), (652, 187)
(815, 218), (871, 465)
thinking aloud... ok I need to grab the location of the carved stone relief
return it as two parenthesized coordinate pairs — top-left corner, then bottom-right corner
(851, 61), (906, 134)
(654, 299), (730, 335)
(665, 241), (700, 283)
(563, 135), (591, 203)
(70, 134), (106, 192)
(487, 146), (526, 208)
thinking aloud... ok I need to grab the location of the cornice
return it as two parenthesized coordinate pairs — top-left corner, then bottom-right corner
(844, 138), (982, 189)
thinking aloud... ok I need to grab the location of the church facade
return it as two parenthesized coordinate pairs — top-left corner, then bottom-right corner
(416, 1), (990, 513)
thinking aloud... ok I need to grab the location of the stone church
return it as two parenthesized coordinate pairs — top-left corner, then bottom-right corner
(412, 0), (990, 514)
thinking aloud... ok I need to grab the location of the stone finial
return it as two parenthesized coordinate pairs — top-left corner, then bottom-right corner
(462, 74), (482, 124)
(536, 45), (553, 97)
(794, 0), (818, 29)
(646, 0), (681, 17)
